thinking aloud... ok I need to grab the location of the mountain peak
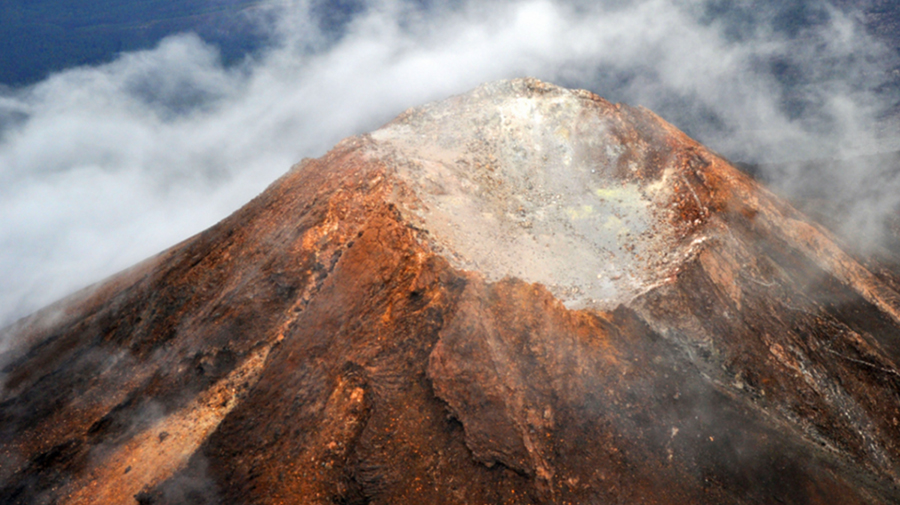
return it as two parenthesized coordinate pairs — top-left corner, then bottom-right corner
(368, 77), (718, 307)
(3, 80), (900, 505)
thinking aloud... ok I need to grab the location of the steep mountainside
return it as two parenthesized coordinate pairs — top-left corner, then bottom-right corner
(2, 79), (900, 504)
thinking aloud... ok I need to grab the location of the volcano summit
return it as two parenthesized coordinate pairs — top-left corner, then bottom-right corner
(3, 79), (900, 504)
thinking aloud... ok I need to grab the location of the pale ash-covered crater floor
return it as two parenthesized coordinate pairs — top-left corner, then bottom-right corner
(370, 78), (699, 309)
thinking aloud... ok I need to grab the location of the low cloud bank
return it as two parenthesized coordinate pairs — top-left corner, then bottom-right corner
(0, 0), (897, 328)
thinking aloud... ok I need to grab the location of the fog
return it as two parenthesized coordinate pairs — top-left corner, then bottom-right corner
(1, 0), (898, 328)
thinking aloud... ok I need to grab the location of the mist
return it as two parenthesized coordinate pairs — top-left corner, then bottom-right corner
(1, 0), (897, 328)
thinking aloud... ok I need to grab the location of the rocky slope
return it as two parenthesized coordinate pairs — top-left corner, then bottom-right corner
(2, 78), (900, 504)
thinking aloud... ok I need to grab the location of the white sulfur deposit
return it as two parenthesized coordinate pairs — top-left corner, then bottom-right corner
(371, 78), (684, 309)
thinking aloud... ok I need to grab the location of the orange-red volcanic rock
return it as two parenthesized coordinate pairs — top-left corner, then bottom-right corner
(2, 78), (900, 504)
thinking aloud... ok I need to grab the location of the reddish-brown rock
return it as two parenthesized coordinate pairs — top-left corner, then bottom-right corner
(2, 78), (900, 504)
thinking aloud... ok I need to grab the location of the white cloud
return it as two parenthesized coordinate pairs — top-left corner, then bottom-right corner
(0, 0), (896, 328)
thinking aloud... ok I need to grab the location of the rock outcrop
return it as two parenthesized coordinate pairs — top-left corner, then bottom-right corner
(3, 78), (900, 504)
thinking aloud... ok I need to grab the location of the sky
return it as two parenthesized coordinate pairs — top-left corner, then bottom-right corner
(1, 0), (899, 328)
